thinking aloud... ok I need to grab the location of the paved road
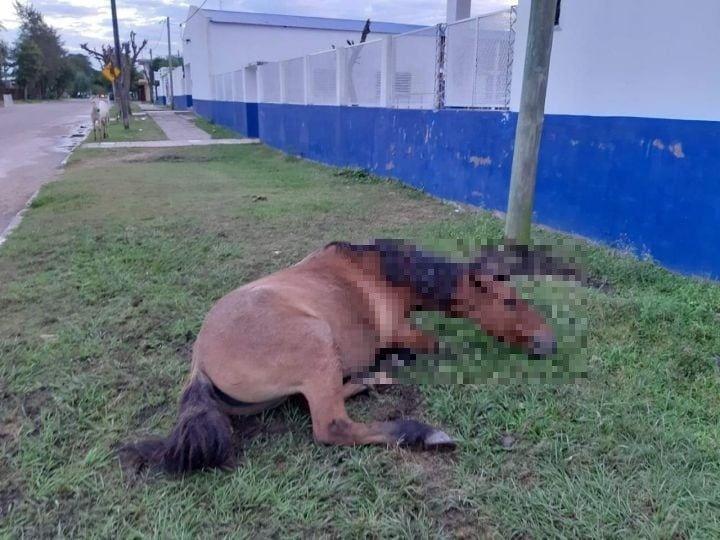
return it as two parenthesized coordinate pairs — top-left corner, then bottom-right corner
(0, 99), (90, 239)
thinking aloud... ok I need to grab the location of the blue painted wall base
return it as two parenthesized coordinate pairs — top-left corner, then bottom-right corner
(194, 100), (258, 137)
(173, 94), (193, 110)
(255, 103), (720, 279)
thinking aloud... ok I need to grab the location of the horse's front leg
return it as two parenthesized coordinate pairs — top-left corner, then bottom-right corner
(388, 323), (439, 355)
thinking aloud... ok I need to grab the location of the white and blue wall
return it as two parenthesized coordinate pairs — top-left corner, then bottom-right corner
(182, 8), (423, 136)
(190, 0), (720, 279)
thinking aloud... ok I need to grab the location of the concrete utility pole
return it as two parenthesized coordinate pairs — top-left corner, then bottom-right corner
(166, 16), (174, 109)
(110, 0), (130, 129)
(504, 0), (557, 244)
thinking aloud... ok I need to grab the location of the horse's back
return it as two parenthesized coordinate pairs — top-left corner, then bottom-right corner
(194, 260), (377, 402)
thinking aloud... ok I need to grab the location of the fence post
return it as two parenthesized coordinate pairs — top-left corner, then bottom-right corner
(435, 24), (446, 110)
(303, 56), (311, 105)
(380, 36), (394, 107)
(240, 70), (246, 102)
(336, 47), (347, 106)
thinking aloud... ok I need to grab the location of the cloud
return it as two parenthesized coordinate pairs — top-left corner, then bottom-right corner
(1, 0), (516, 55)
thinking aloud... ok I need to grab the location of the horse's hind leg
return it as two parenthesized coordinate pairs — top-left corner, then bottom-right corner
(342, 381), (369, 400)
(304, 357), (454, 450)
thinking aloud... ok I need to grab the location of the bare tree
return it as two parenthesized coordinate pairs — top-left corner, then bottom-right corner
(81, 31), (147, 129)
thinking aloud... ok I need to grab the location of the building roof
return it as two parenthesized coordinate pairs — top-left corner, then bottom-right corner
(197, 8), (426, 34)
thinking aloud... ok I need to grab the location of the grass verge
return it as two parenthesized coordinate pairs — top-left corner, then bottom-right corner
(1, 145), (719, 537)
(194, 116), (240, 139)
(84, 102), (166, 143)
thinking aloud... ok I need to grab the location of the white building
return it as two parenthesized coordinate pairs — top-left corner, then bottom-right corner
(154, 66), (188, 108)
(511, 0), (720, 122)
(181, 8), (425, 105)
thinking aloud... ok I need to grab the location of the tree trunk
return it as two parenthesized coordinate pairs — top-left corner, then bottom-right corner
(120, 71), (131, 129)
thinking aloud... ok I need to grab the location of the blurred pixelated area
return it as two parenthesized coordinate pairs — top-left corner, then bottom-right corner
(359, 238), (589, 385)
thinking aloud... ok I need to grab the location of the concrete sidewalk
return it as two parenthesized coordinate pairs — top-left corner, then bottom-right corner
(84, 138), (260, 149)
(84, 106), (258, 148)
(147, 110), (211, 140)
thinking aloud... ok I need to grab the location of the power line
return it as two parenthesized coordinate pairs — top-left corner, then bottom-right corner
(152, 19), (165, 51)
(180, 0), (209, 27)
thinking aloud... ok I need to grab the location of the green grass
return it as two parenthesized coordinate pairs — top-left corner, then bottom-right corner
(86, 104), (167, 143)
(194, 116), (241, 139)
(1, 145), (719, 538)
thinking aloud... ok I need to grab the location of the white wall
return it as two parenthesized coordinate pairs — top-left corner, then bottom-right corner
(183, 12), (404, 101)
(510, 0), (720, 121)
(154, 68), (167, 99)
(182, 12), (212, 100)
(171, 66), (185, 96)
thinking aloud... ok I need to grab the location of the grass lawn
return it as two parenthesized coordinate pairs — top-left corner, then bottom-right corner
(194, 116), (241, 139)
(1, 144), (719, 537)
(85, 103), (167, 143)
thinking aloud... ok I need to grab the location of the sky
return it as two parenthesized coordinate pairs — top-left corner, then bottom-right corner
(0, 0), (515, 65)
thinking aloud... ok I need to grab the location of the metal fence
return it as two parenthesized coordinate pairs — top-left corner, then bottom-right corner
(210, 9), (516, 111)
(344, 38), (383, 107)
(445, 10), (516, 109)
(308, 49), (337, 105)
(392, 26), (442, 109)
(258, 62), (281, 103)
(281, 57), (305, 104)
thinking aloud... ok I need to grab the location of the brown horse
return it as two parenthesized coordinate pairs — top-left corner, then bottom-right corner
(126, 239), (580, 474)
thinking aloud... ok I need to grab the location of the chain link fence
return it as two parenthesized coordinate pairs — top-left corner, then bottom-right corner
(258, 62), (281, 103)
(308, 49), (337, 105)
(209, 9), (516, 110)
(391, 26), (442, 109)
(445, 10), (516, 109)
(281, 57), (305, 104)
(345, 39), (383, 107)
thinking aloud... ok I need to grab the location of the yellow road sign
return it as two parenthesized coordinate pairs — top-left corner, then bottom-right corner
(102, 63), (121, 82)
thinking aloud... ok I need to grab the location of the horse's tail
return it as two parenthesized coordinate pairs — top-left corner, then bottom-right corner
(125, 371), (233, 474)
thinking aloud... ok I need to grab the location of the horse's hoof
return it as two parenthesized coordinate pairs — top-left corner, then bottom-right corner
(423, 430), (457, 451)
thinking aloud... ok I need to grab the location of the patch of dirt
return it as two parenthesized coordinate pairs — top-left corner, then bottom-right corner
(124, 154), (214, 164)
(21, 387), (52, 418)
(0, 409), (22, 443)
(442, 509), (499, 539)
(372, 384), (425, 421)
(0, 476), (22, 520)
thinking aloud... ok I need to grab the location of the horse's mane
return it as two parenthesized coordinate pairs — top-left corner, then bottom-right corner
(326, 238), (584, 306)
(327, 240), (463, 309)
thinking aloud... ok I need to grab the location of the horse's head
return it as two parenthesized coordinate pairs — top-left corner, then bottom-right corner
(451, 269), (557, 358)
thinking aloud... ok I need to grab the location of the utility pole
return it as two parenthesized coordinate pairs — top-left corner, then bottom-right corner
(110, 0), (130, 129)
(504, 0), (557, 244)
(148, 48), (154, 103)
(166, 16), (174, 109)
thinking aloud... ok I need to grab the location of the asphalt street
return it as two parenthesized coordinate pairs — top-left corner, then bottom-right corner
(0, 99), (90, 239)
